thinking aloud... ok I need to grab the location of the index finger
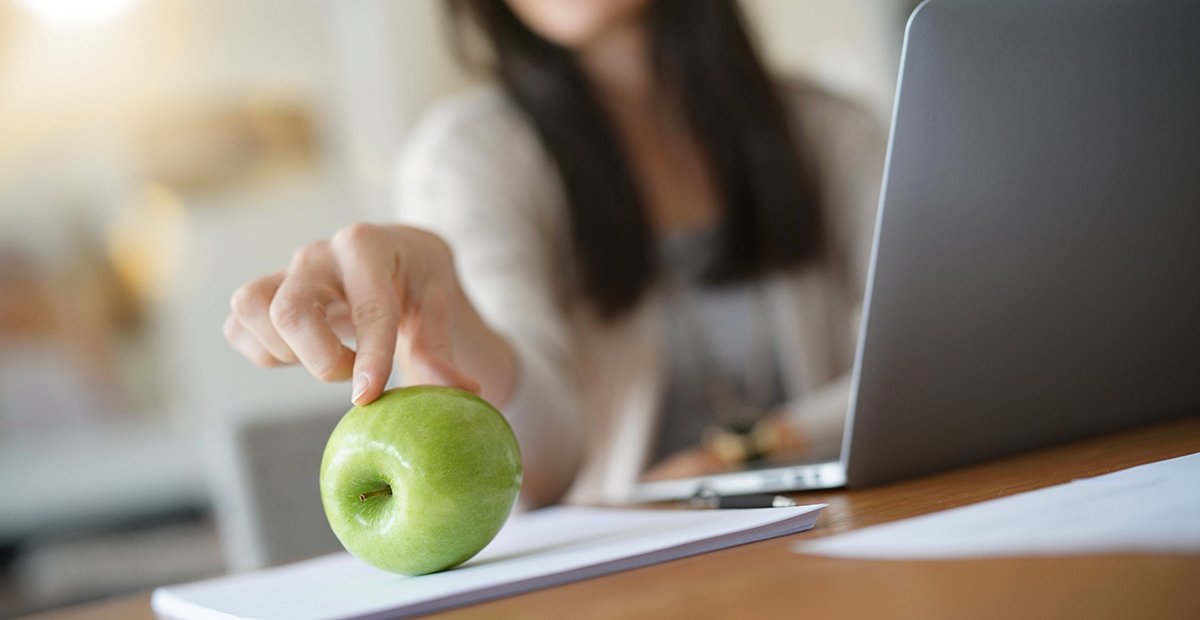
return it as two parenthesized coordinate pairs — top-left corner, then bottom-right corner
(332, 224), (403, 406)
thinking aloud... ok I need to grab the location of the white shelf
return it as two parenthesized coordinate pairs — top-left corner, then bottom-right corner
(0, 422), (209, 540)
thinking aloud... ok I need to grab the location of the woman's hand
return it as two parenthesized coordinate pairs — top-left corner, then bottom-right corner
(223, 223), (517, 406)
(641, 448), (730, 482)
(640, 413), (812, 482)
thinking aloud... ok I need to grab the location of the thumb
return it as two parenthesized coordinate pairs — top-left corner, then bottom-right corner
(411, 354), (481, 395)
(408, 292), (481, 394)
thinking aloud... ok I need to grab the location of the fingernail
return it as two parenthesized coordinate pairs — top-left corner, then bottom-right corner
(351, 373), (370, 404)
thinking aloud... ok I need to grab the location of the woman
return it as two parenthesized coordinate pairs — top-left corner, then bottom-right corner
(223, 0), (884, 508)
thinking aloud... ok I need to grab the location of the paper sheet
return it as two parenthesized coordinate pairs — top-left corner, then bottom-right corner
(796, 452), (1200, 560)
(153, 504), (824, 620)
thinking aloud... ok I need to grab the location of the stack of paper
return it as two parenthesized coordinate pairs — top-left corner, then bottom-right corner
(154, 504), (824, 620)
(796, 452), (1200, 559)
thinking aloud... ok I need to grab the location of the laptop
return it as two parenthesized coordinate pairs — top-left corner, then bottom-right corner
(631, 0), (1200, 503)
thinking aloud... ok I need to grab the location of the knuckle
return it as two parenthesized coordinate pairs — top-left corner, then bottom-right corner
(397, 227), (452, 274)
(230, 274), (278, 316)
(251, 351), (279, 368)
(290, 241), (329, 267)
(429, 242), (456, 282)
(332, 222), (380, 251)
(416, 229), (453, 266)
(351, 298), (394, 327)
(427, 231), (452, 257)
(268, 295), (309, 331)
(229, 284), (262, 317)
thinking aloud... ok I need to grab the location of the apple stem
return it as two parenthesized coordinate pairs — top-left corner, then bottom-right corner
(359, 486), (392, 502)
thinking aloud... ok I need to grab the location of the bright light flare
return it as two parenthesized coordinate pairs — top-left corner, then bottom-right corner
(15, 0), (139, 29)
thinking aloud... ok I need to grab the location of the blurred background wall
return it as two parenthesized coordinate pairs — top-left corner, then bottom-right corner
(0, 0), (915, 615)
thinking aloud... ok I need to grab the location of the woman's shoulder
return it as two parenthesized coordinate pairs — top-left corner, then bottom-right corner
(396, 83), (563, 229)
(402, 83), (542, 168)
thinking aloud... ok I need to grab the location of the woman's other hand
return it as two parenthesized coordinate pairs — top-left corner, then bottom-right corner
(223, 223), (516, 406)
(641, 448), (730, 482)
(640, 413), (812, 482)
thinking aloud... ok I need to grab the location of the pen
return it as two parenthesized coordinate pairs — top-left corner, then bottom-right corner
(688, 492), (797, 509)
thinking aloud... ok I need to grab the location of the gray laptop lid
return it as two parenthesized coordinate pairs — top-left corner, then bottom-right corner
(845, 0), (1200, 487)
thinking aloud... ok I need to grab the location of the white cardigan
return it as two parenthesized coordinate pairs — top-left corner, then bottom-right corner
(395, 81), (885, 508)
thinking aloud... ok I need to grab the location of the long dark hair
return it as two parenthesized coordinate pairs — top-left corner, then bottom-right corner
(447, 0), (823, 319)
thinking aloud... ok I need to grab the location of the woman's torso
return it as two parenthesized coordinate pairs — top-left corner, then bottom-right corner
(395, 79), (885, 504)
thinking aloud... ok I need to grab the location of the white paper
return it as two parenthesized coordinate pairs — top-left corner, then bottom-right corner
(153, 504), (824, 620)
(796, 452), (1200, 560)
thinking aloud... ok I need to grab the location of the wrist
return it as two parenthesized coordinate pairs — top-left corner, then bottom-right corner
(446, 281), (518, 406)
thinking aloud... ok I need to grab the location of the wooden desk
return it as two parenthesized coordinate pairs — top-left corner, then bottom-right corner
(29, 416), (1200, 620)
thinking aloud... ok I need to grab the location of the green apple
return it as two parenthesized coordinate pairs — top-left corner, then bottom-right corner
(319, 385), (522, 575)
